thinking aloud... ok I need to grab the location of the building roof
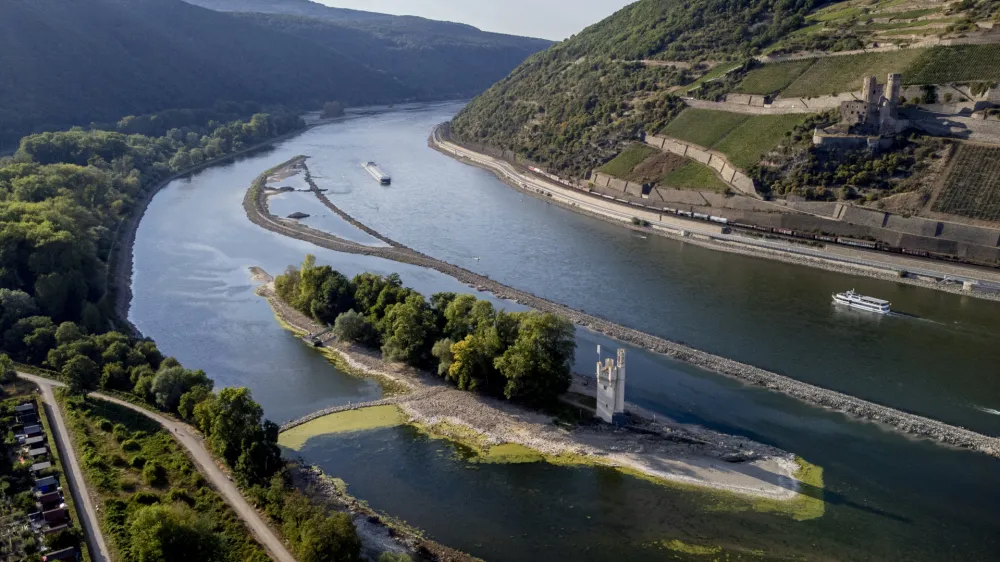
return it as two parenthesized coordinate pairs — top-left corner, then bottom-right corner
(23, 424), (42, 435)
(25, 436), (45, 446)
(31, 461), (52, 472)
(15, 403), (36, 413)
(37, 491), (61, 504)
(35, 476), (58, 488)
(43, 546), (78, 561)
(28, 447), (48, 457)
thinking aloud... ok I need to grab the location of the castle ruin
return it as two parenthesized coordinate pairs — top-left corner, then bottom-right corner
(839, 73), (902, 136)
(596, 348), (626, 425)
(815, 73), (906, 150)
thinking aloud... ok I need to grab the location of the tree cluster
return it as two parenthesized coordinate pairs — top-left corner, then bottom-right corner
(0, 112), (303, 334)
(276, 255), (576, 405)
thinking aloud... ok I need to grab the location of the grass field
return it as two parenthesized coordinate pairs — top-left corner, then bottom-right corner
(598, 143), (659, 177)
(661, 109), (749, 148)
(62, 395), (270, 562)
(781, 49), (922, 97)
(660, 162), (729, 191)
(883, 7), (940, 20)
(932, 145), (1000, 221)
(736, 60), (817, 94)
(907, 45), (1000, 84)
(713, 114), (810, 169)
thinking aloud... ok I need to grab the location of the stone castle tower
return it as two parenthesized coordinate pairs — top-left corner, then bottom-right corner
(596, 348), (626, 425)
(839, 73), (902, 137)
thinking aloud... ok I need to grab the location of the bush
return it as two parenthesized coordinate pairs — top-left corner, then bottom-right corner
(129, 455), (147, 468)
(121, 439), (141, 452)
(131, 491), (161, 506)
(333, 310), (375, 344)
(98, 419), (114, 432)
(142, 461), (168, 487)
(112, 423), (130, 442)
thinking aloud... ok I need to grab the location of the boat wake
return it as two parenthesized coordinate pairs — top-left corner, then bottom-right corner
(974, 405), (1000, 416)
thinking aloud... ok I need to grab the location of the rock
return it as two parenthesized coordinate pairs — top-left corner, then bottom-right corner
(287, 212), (310, 219)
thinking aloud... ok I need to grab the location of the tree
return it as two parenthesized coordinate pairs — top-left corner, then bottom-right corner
(151, 367), (188, 412)
(380, 294), (437, 366)
(430, 338), (454, 376)
(321, 101), (345, 119)
(129, 504), (221, 562)
(495, 313), (575, 404)
(54, 321), (83, 345)
(332, 310), (374, 344)
(0, 353), (16, 383)
(63, 355), (99, 395)
(0, 289), (38, 333)
(200, 387), (280, 484)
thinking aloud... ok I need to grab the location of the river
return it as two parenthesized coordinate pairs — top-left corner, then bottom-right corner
(130, 102), (1000, 561)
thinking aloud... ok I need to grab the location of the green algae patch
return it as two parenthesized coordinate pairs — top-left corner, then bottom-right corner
(661, 539), (723, 556)
(280, 405), (404, 450)
(705, 456), (826, 522)
(477, 443), (546, 464)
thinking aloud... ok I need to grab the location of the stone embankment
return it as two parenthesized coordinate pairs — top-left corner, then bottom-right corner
(244, 156), (1000, 459)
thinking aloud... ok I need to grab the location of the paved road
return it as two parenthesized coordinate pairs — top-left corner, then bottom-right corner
(20, 374), (297, 562)
(30, 376), (110, 562)
(435, 133), (1000, 290)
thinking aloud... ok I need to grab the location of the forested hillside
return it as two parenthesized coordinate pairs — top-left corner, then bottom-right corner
(234, 12), (550, 101)
(450, 0), (821, 176)
(0, 0), (549, 147)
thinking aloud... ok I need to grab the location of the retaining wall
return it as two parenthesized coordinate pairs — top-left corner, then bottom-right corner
(644, 134), (758, 197)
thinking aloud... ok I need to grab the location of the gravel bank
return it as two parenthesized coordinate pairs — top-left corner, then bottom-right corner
(245, 157), (1000, 459)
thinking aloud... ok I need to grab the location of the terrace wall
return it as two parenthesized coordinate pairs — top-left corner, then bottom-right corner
(643, 134), (758, 197)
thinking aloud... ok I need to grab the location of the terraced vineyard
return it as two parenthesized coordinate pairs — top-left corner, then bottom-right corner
(661, 162), (729, 191)
(660, 108), (808, 169)
(661, 108), (749, 148)
(736, 60), (816, 95)
(780, 49), (922, 97)
(907, 45), (1000, 84)
(933, 144), (1000, 221)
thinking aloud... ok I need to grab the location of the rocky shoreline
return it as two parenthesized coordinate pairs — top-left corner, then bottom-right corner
(245, 156), (1000, 459)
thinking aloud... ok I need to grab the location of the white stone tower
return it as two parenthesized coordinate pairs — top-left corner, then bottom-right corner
(886, 73), (902, 104)
(596, 348), (627, 425)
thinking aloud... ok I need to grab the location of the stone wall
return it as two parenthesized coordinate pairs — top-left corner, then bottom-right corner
(643, 134), (758, 197)
(685, 98), (813, 115)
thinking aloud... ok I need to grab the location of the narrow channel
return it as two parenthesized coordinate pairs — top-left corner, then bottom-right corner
(130, 103), (1000, 560)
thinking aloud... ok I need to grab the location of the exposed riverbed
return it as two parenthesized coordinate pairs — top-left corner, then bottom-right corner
(130, 102), (1000, 560)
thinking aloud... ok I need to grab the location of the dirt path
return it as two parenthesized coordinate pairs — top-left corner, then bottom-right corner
(27, 376), (110, 562)
(19, 374), (297, 562)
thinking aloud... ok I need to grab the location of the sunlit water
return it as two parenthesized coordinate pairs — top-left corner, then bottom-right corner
(131, 103), (1000, 560)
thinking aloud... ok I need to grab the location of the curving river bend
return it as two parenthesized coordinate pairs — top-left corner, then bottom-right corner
(131, 103), (1000, 561)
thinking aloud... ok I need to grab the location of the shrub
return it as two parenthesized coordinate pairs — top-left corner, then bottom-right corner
(98, 419), (114, 432)
(112, 423), (130, 442)
(131, 491), (161, 506)
(121, 439), (141, 452)
(142, 461), (168, 486)
(129, 455), (147, 468)
(110, 455), (128, 467)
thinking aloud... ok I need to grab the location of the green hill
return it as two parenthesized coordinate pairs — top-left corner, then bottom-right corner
(449, 0), (820, 176)
(449, 0), (998, 179)
(0, 0), (549, 148)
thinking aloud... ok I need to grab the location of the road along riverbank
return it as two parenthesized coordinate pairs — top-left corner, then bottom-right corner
(428, 126), (1000, 302)
(244, 155), (1000, 459)
(255, 273), (814, 512)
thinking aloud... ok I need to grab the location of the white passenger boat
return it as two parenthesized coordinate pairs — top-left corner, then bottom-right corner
(363, 161), (391, 185)
(832, 289), (890, 314)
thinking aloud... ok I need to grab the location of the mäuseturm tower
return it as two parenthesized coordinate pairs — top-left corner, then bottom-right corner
(596, 348), (626, 425)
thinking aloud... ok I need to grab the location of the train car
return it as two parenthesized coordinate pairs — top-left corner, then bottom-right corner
(775, 228), (796, 236)
(663, 207), (677, 214)
(816, 235), (837, 242)
(709, 216), (729, 224)
(901, 248), (930, 257)
(678, 210), (693, 217)
(837, 237), (878, 249)
(693, 212), (710, 220)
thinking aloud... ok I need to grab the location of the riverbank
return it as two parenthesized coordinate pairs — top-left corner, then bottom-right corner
(254, 272), (812, 511)
(428, 126), (1000, 302)
(245, 156), (1000, 458)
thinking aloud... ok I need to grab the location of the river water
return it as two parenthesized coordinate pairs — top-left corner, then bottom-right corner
(131, 103), (1000, 560)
